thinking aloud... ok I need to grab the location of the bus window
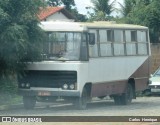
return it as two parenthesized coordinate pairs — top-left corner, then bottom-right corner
(89, 30), (98, 57)
(131, 31), (137, 42)
(137, 31), (148, 55)
(126, 30), (137, 55)
(114, 30), (125, 56)
(107, 30), (112, 42)
(42, 32), (82, 61)
(89, 33), (95, 45)
(99, 30), (112, 56)
(80, 33), (88, 61)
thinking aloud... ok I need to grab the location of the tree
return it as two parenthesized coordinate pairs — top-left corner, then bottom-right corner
(144, 0), (160, 42)
(88, 0), (115, 21)
(118, 0), (152, 17)
(118, 0), (136, 17)
(61, 0), (75, 11)
(47, 0), (75, 11)
(118, 0), (160, 43)
(47, 0), (87, 22)
(70, 8), (87, 22)
(0, 0), (45, 77)
(47, 0), (60, 6)
(92, 0), (115, 16)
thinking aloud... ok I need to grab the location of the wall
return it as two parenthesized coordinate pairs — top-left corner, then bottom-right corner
(45, 12), (72, 22)
(151, 43), (160, 73)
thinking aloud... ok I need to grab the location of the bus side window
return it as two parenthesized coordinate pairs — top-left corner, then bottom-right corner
(88, 30), (98, 58)
(137, 30), (148, 55)
(113, 30), (125, 56)
(125, 30), (137, 55)
(89, 33), (95, 45)
(99, 30), (112, 56)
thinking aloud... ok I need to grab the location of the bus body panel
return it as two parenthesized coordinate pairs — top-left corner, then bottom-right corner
(88, 56), (150, 97)
(23, 61), (89, 95)
(88, 56), (148, 82)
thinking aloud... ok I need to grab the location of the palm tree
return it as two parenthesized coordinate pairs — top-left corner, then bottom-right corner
(119, 0), (152, 17)
(91, 0), (116, 16)
(118, 0), (136, 17)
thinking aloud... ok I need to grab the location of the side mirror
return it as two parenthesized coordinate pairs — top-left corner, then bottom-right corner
(89, 33), (95, 45)
(150, 74), (153, 77)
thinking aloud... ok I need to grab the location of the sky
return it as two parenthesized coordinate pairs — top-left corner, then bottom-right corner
(74, 0), (124, 16)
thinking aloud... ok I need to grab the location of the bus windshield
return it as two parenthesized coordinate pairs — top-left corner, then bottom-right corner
(42, 32), (84, 61)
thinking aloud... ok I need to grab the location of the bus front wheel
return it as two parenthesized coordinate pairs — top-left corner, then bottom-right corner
(23, 96), (36, 109)
(74, 87), (88, 110)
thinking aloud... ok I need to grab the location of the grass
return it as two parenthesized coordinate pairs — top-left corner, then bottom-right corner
(0, 76), (23, 106)
(0, 93), (22, 110)
(0, 93), (22, 106)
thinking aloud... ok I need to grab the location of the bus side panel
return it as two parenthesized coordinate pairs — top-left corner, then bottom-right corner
(91, 81), (127, 97)
(134, 78), (148, 92)
(131, 57), (151, 91)
(88, 56), (149, 97)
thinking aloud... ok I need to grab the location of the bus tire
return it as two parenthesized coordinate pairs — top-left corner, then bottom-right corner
(23, 96), (36, 109)
(113, 96), (122, 105)
(121, 84), (133, 105)
(75, 87), (88, 110)
(98, 96), (106, 100)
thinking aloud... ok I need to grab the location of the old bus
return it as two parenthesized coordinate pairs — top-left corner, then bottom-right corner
(18, 21), (151, 109)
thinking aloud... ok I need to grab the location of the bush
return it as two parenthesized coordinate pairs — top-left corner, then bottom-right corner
(0, 76), (22, 105)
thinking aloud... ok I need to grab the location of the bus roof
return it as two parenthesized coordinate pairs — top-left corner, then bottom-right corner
(81, 21), (148, 30)
(40, 21), (87, 32)
(40, 21), (148, 32)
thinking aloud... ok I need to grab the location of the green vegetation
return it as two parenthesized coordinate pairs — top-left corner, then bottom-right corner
(0, 0), (45, 106)
(0, 76), (22, 106)
(47, 0), (87, 22)
(88, 0), (115, 21)
(87, 0), (160, 42)
(116, 0), (160, 43)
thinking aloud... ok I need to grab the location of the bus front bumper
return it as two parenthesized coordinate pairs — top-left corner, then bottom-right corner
(18, 87), (80, 97)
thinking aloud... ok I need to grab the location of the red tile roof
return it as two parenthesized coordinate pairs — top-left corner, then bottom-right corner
(38, 7), (64, 21)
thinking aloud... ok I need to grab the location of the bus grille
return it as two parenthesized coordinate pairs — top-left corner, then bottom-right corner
(18, 71), (77, 88)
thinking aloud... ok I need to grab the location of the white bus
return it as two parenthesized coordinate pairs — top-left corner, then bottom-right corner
(18, 21), (151, 109)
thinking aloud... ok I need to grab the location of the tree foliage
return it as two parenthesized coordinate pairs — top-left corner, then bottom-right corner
(47, 0), (87, 22)
(92, 0), (115, 16)
(118, 0), (160, 43)
(118, 0), (136, 17)
(0, 0), (45, 76)
(47, 0), (75, 11)
(88, 0), (115, 21)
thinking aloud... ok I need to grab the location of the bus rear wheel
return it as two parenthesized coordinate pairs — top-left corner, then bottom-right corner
(113, 95), (121, 105)
(121, 84), (133, 105)
(113, 84), (133, 105)
(23, 96), (36, 109)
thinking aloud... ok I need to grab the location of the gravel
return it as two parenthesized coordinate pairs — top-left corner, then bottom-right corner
(0, 96), (160, 116)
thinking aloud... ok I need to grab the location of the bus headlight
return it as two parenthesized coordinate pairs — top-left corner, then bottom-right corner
(21, 83), (25, 88)
(20, 83), (30, 88)
(26, 83), (30, 88)
(69, 84), (75, 90)
(63, 84), (68, 90)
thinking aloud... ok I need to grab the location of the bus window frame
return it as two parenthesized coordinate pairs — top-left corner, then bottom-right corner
(88, 28), (150, 59)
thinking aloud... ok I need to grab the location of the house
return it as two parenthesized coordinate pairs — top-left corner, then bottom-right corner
(38, 7), (75, 22)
